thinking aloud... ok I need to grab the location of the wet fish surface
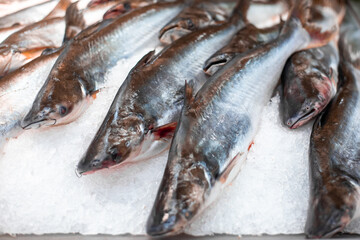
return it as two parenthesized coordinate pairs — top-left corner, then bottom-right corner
(203, 22), (282, 76)
(0, 0), (51, 18)
(0, 17), (65, 76)
(0, 0), (59, 28)
(0, 50), (61, 148)
(305, 24), (360, 239)
(159, 0), (237, 44)
(281, 41), (339, 129)
(21, 1), (184, 130)
(146, 0), (343, 236)
(76, 4), (246, 175)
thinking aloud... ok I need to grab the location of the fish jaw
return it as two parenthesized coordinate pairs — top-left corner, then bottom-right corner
(305, 181), (358, 239)
(146, 154), (210, 237)
(20, 106), (57, 130)
(77, 114), (147, 175)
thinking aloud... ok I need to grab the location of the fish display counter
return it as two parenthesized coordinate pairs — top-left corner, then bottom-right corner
(0, 0), (360, 239)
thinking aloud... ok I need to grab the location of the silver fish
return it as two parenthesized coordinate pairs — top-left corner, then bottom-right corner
(76, 3), (245, 175)
(0, 0), (59, 28)
(0, 50), (61, 147)
(305, 24), (360, 239)
(21, 1), (184, 130)
(0, 17), (65, 76)
(146, 0), (342, 236)
(0, 0), (51, 18)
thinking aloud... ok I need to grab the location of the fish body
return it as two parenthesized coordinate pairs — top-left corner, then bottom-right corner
(159, 0), (237, 44)
(21, 1), (184, 130)
(0, 0), (59, 28)
(0, 17), (65, 76)
(76, 17), (242, 174)
(0, 50), (61, 147)
(281, 41), (339, 129)
(305, 27), (360, 239)
(146, 0), (342, 236)
(203, 22), (282, 75)
(103, 0), (157, 20)
(0, 0), (51, 18)
(0, 25), (24, 43)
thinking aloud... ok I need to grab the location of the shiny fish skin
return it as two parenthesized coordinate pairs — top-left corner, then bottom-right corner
(159, 0), (236, 45)
(21, 1), (184, 130)
(305, 27), (360, 239)
(0, 50), (61, 147)
(103, 0), (157, 20)
(0, 17), (65, 76)
(147, 20), (310, 237)
(0, 0), (51, 18)
(146, 0), (341, 236)
(281, 41), (339, 129)
(203, 22), (282, 76)
(76, 16), (242, 175)
(0, 0), (59, 28)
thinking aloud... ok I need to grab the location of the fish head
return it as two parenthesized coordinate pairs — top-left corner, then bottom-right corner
(282, 65), (335, 129)
(77, 114), (146, 174)
(147, 119), (211, 236)
(21, 74), (90, 129)
(305, 182), (357, 238)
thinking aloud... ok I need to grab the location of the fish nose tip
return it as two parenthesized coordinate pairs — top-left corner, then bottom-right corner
(146, 214), (181, 237)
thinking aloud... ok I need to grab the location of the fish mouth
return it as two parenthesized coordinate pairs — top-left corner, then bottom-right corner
(21, 118), (57, 130)
(306, 225), (344, 239)
(76, 153), (120, 175)
(146, 214), (185, 237)
(286, 108), (316, 129)
(203, 53), (234, 76)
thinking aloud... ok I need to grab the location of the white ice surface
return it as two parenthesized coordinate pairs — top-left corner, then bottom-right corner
(0, 47), (359, 236)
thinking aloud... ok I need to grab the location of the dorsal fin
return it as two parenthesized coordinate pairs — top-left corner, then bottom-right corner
(184, 80), (195, 106)
(63, 2), (86, 42)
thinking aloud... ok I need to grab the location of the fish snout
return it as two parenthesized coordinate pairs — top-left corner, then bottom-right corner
(76, 149), (119, 175)
(21, 109), (56, 130)
(146, 211), (186, 237)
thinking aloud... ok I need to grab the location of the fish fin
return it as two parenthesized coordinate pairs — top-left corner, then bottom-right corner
(90, 89), (102, 100)
(21, 48), (46, 60)
(229, 0), (251, 26)
(152, 122), (177, 140)
(133, 50), (156, 70)
(184, 80), (195, 106)
(219, 152), (244, 184)
(63, 2), (86, 42)
(44, 0), (73, 20)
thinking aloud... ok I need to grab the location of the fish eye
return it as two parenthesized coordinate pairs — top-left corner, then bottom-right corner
(59, 106), (68, 116)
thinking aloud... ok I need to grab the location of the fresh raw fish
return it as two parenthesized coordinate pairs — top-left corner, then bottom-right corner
(159, 0), (237, 44)
(76, 1), (247, 175)
(146, 0), (343, 236)
(281, 41), (339, 129)
(0, 17), (65, 76)
(0, 0), (51, 18)
(305, 23), (360, 239)
(0, 0), (59, 28)
(21, 1), (185, 130)
(0, 50), (61, 147)
(103, 0), (157, 20)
